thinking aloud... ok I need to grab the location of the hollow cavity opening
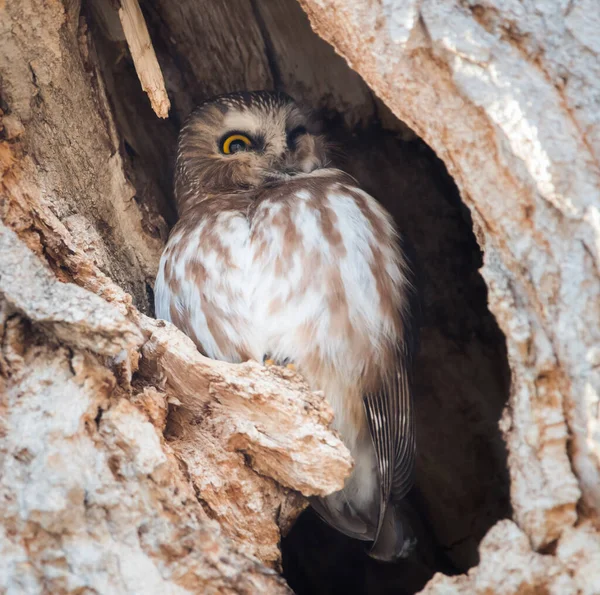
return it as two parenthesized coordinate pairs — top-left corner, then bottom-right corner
(86, 0), (512, 592)
(281, 127), (512, 593)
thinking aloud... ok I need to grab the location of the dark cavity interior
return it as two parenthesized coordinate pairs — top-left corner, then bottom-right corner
(85, 0), (512, 592)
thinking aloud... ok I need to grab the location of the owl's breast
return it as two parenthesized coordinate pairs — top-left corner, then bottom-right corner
(155, 174), (408, 454)
(248, 174), (407, 389)
(155, 207), (258, 363)
(156, 172), (408, 399)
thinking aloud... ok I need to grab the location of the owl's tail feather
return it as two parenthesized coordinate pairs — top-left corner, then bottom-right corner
(309, 493), (375, 542)
(367, 501), (416, 562)
(310, 492), (416, 562)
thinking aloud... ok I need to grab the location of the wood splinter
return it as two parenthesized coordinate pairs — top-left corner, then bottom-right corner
(118, 0), (170, 118)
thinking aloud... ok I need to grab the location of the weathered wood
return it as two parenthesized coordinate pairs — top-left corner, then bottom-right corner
(420, 520), (600, 594)
(141, 316), (352, 566)
(0, 219), (349, 589)
(118, 0), (170, 118)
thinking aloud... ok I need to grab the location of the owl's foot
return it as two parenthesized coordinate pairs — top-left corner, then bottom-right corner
(263, 354), (295, 370)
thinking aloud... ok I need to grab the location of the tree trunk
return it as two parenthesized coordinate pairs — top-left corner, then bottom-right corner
(0, 0), (598, 593)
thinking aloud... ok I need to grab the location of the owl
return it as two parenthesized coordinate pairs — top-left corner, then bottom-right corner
(155, 91), (417, 561)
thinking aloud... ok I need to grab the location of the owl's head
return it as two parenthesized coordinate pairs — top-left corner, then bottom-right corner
(175, 91), (327, 209)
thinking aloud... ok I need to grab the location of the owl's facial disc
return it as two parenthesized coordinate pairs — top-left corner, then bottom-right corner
(176, 92), (329, 203)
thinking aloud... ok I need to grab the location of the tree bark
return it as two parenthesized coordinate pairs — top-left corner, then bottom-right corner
(1, 0), (598, 593)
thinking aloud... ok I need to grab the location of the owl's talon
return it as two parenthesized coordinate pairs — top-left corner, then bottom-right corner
(263, 354), (294, 369)
(263, 353), (279, 367)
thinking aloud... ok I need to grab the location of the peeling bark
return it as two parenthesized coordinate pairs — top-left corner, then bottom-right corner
(141, 317), (352, 566)
(0, 221), (350, 591)
(421, 520), (600, 594)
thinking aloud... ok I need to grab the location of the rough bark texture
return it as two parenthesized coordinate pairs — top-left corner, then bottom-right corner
(0, 0), (598, 593)
(0, 220), (351, 592)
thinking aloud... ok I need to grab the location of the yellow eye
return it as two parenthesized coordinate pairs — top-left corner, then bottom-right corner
(222, 134), (252, 154)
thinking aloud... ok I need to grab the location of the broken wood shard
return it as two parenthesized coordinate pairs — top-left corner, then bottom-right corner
(118, 0), (170, 118)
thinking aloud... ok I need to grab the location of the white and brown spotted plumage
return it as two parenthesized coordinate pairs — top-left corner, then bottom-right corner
(155, 91), (417, 560)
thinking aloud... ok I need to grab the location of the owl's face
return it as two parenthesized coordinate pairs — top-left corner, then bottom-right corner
(175, 91), (327, 206)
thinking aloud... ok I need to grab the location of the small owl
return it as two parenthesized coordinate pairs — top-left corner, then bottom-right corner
(155, 91), (417, 561)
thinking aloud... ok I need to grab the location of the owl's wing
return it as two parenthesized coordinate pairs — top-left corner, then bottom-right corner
(364, 240), (420, 554)
(310, 346), (417, 555)
(363, 349), (415, 535)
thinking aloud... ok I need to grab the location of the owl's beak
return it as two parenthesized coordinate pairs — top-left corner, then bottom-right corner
(262, 153), (301, 181)
(282, 167), (300, 176)
(262, 169), (297, 184)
